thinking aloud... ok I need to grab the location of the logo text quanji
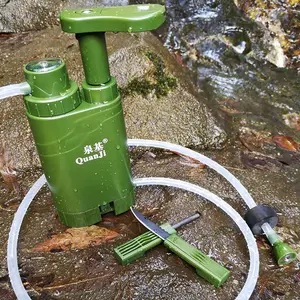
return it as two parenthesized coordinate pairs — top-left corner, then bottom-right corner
(75, 151), (107, 165)
(75, 138), (108, 165)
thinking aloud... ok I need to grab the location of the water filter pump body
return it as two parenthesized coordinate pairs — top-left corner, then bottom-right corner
(24, 60), (134, 227)
(22, 4), (166, 227)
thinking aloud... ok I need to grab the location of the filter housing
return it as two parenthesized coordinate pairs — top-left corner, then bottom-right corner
(24, 59), (135, 227)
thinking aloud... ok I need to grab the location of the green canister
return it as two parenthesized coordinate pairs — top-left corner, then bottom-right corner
(23, 4), (166, 227)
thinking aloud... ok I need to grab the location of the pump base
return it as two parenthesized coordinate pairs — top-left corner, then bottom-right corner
(57, 189), (135, 227)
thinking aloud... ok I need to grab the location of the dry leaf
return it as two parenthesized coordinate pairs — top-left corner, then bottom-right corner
(168, 150), (206, 167)
(174, 52), (183, 65)
(272, 136), (299, 152)
(240, 151), (282, 170)
(32, 226), (119, 252)
(239, 128), (272, 152)
(218, 98), (244, 115)
(189, 166), (206, 177)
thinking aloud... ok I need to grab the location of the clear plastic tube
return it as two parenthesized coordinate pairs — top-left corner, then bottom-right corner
(127, 139), (273, 241)
(133, 178), (259, 300)
(7, 175), (258, 300)
(128, 139), (257, 209)
(261, 223), (280, 245)
(0, 82), (31, 100)
(7, 175), (46, 300)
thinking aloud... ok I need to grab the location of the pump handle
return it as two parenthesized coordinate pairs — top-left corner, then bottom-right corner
(60, 4), (165, 34)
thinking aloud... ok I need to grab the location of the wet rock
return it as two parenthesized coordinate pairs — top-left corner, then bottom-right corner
(0, 285), (15, 300)
(0, 146), (18, 191)
(148, 0), (300, 152)
(236, 0), (300, 70)
(283, 112), (300, 131)
(0, 0), (128, 32)
(110, 41), (227, 148)
(0, 27), (227, 171)
(0, 2), (299, 299)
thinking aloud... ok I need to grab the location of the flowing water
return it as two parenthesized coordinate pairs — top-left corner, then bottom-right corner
(132, 0), (300, 140)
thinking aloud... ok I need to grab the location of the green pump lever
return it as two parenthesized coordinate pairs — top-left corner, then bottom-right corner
(60, 5), (166, 33)
(60, 5), (166, 85)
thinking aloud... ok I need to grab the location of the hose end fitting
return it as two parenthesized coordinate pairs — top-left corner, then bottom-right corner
(273, 241), (297, 266)
(244, 204), (278, 235)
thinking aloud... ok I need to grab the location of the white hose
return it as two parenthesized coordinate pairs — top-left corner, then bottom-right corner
(128, 139), (274, 239)
(7, 140), (260, 299)
(134, 177), (259, 300)
(128, 139), (257, 209)
(7, 176), (259, 300)
(0, 82), (31, 100)
(7, 175), (46, 300)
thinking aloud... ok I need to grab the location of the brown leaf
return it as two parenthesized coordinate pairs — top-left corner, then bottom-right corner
(189, 166), (206, 178)
(256, 239), (270, 250)
(167, 150), (206, 167)
(218, 98), (244, 115)
(0, 33), (13, 39)
(174, 52), (183, 65)
(272, 136), (299, 152)
(239, 128), (272, 152)
(32, 226), (119, 252)
(240, 152), (282, 170)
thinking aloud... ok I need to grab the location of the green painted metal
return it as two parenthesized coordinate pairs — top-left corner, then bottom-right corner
(22, 4), (165, 227)
(114, 223), (176, 265)
(164, 234), (230, 288)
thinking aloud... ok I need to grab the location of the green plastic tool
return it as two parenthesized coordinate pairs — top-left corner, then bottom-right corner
(267, 231), (297, 266)
(22, 5), (166, 227)
(114, 213), (200, 265)
(273, 241), (297, 266)
(130, 208), (230, 288)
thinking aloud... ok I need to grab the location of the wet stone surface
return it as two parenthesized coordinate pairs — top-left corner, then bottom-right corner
(0, 148), (299, 299)
(0, 0), (129, 32)
(236, 0), (300, 70)
(0, 1), (300, 300)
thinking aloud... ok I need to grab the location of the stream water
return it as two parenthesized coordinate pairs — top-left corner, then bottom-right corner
(132, 0), (300, 142)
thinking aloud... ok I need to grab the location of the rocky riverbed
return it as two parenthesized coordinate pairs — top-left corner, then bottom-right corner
(0, 1), (299, 299)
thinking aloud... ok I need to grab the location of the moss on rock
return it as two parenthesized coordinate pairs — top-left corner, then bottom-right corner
(120, 51), (177, 98)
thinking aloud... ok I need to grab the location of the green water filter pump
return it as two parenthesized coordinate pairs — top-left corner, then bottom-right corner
(23, 5), (166, 227)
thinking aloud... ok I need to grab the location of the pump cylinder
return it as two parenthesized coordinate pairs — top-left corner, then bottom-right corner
(76, 33), (111, 85)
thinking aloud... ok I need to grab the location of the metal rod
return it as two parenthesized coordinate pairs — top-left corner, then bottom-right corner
(172, 212), (201, 230)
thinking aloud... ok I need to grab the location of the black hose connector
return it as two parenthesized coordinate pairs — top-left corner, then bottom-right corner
(244, 205), (278, 235)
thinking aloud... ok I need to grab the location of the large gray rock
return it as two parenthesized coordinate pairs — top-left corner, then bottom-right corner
(110, 33), (227, 148)
(0, 26), (227, 172)
(0, 0), (128, 32)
